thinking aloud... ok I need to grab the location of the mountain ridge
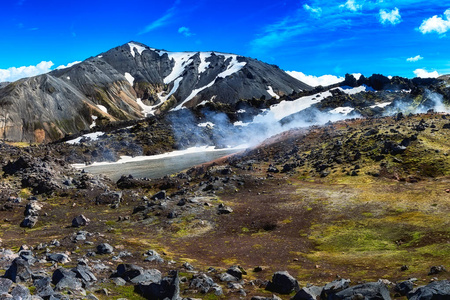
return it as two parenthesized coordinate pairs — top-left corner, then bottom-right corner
(0, 41), (312, 142)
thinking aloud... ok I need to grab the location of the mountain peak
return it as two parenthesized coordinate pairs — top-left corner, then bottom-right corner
(0, 42), (312, 142)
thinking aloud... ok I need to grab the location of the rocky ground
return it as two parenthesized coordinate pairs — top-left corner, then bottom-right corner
(0, 111), (448, 299)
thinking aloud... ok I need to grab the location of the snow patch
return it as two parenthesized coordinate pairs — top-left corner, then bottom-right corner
(266, 86), (280, 99)
(198, 52), (212, 73)
(72, 145), (247, 168)
(257, 91), (332, 122)
(66, 132), (105, 145)
(97, 105), (108, 113)
(124, 72), (134, 85)
(128, 42), (146, 57)
(352, 73), (362, 80)
(157, 77), (183, 107)
(237, 109), (246, 113)
(175, 80), (216, 109)
(163, 52), (196, 84)
(90, 116), (98, 128)
(136, 98), (157, 117)
(338, 85), (374, 95)
(66, 76), (70, 80)
(329, 107), (354, 115)
(198, 122), (215, 128)
(370, 102), (392, 109)
(217, 55), (246, 78)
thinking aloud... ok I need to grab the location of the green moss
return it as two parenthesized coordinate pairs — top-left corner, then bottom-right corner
(96, 284), (146, 300)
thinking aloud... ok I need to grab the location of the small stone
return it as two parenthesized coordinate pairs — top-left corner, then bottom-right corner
(96, 243), (113, 255)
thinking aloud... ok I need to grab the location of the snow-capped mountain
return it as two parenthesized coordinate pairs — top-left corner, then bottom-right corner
(0, 42), (311, 142)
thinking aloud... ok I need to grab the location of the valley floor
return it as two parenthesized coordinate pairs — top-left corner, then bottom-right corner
(0, 112), (448, 299)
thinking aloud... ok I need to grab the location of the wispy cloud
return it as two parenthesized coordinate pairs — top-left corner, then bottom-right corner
(249, 1), (446, 57)
(418, 9), (450, 35)
(0, 61), (54, 83)
(339, 0), (362, 12)
(406, 55), (423, 62)
(178, 26), (194, 37)
(303, 4), (322, 18)
(250, 16), (307, 53)
(413, 68), (440, 78)
(139, 0), (181, 34)
(379, 8), (402, 25)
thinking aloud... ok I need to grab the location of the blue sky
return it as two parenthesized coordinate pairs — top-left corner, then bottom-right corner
(1, 0), (450, 83)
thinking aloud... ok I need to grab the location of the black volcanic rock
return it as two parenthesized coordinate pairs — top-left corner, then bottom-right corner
(266, 271), (300, 294)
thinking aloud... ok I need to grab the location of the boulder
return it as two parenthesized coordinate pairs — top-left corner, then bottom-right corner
(46, 253), (71, 264)
(219, 272), (238, 282)
(4, 258), (33, 283)
(71, 215), (90, 227)
(182, 262), (194, 271)
(218, 203), (233, 214)
(24, 201), (42, 216)
(252, 296), (282, 300)
(382, 141), (406, 155)
(51, 268), (82, 291)
(11, 284), (31, 300)
(267, 165), (280, 173)
(151, 191), (166, 200)
(95, 191), (122, 205)
(428, 265), (447, 275)
(49, 293), (70, 299)
(0, 278), (13, 294)
(266, 271), (300, 294)
(226, 265), (245, 280)
(18, 250), (36, 264)
(71, 265), (97, 285)
(189, 273), (222, 294)
(73, 231), (88, 242)
(321, 278), (351, 299)
(395, 280), (414, 296)
(144, 250), (164, 263)
(111, 264), (144, 281)
(20, 216), (38, 228)
(291, 285), (323, 300)
(130, 269), (162, 285)
(34, 277), (55, 298)
(111, 277), (126, 286)
(136, 271), (180, 300)
(407, 280), (450, 300)
(331, 282), (390, 300)
(96, 243), (113, 255)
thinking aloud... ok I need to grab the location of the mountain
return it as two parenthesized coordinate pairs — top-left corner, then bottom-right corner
(0, 42), (311, 143)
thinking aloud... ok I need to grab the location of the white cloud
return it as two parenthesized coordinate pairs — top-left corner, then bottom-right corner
(0, 61), (54, 83)
(303, 4), (322, 17)
(178, 26), (194, 37)
(140, 0), (181, 34)
(406, 55), (423, 62)
(339, 0), (362, 12)
(413, 68), (440, 78)
(379, 7), (402, 25)
(56, 61), (82, 70)
(419, 9), (450, 34)
(286, 71), (344, 87)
